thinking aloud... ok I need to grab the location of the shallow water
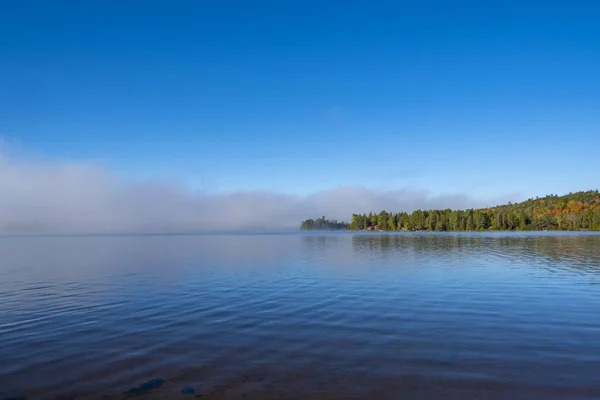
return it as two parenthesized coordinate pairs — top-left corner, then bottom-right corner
(1, 232), (600, 399)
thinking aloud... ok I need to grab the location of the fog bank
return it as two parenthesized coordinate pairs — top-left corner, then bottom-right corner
(0, 154), (517, 234)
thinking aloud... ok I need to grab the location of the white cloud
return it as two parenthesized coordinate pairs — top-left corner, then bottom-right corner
(0, 153), (519, 234)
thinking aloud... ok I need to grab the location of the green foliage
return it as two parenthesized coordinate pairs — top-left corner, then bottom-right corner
(338, 190), (600, 232)
(300, 216), (349, 230)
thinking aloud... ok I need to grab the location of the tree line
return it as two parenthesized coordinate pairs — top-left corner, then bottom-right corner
(300, 216), (349, 230)
(301, 190), (600, 231)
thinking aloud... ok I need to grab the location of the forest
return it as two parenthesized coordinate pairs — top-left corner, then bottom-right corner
(300, 216), (349, 230)
(300, 190), (600, 231)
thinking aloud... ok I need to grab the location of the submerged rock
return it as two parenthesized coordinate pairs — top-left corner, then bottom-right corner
(181, 387), (195, 395)
(124, 378), (165, 396)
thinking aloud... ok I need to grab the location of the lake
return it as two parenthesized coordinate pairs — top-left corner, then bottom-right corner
(1, 232), (599, 399)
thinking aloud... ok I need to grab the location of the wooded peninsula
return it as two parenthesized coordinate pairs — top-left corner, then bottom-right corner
(300, 190), (600, 231)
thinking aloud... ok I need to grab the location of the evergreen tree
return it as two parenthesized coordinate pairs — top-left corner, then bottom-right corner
(301, 190), (600, 232)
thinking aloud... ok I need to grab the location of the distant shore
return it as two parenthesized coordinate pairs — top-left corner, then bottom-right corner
(301, 190), (600, 232)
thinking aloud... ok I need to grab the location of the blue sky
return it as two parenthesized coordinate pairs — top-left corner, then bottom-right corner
(1, 0), (599, 199)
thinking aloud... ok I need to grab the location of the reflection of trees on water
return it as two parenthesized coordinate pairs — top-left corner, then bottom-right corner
(300, 234), (346, 262)
(351, 234), (409, 260)
(301, 234), (344, 251)
(350, 233), (600, 274)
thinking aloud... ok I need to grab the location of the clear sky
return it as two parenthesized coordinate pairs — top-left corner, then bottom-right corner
(1, 0), (599, 199)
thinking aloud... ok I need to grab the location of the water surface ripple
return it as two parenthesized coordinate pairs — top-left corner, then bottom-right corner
(1, 233), (599, 399)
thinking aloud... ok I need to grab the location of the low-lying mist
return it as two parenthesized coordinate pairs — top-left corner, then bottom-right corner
(0, 153), (517, 234)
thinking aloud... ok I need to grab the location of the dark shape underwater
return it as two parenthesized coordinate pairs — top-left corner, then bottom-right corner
(124, 378), (165, 396)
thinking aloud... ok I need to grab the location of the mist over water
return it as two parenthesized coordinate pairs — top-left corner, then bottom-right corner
(0, 153), (518, 234)
(1, 232), (600, 399)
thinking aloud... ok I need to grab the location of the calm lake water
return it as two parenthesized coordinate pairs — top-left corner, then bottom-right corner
(1, 232), (600, 400)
